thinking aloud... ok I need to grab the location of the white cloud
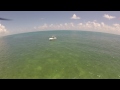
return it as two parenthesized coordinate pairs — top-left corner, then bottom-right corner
(113, 24), (120, 27)
(43, 23), (47, 27)
(60, 24), (63, 27)
(0, 24), (9, 36)
(34, 21), (120, 35)
(49, 24), (53, 27)
(70, 22), (74, 27)
(101, 22), (105, 26)
(103, 14), (116, 20)
(71, 14), (80, 19)
(34, 27), (37, 29)
(78, 23), (82, 26)
(64, 23), (67, 26)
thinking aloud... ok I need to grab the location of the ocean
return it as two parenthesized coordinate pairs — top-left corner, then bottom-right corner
(0, 30), (120, 79)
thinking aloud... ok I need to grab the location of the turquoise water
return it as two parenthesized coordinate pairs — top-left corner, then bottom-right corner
(0, 30), (120, 79)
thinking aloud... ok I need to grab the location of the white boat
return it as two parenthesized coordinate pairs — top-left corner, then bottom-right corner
(49, 36), (57, 41)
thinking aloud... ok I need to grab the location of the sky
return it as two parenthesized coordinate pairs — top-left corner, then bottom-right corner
(0, 11), (120, 36)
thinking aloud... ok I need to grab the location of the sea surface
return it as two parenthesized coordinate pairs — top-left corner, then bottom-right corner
(0, 30), (120, 79)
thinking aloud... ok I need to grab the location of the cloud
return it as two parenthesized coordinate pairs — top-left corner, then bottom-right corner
(60, 24), (63, 26)
(101, 22), (105, 26)
(49, 24), (53, 27)
(113, 24), (120, 27)
(34, 21), (120, 35)
(78, 23), (82, 26)
(71, 14), (80, 19)
(103, 14), (116, 20)
(65, 23), (67, 26)
(34, 27), (37, 29)
(0, 24), (9, 36)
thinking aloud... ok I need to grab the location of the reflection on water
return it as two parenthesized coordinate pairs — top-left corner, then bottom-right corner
(0, 30), (120, 79)
(0, 38), (10, 60)
(0, 38), (11, 76)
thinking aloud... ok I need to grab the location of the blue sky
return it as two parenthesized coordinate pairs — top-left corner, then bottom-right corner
(0, 11), (120, 36)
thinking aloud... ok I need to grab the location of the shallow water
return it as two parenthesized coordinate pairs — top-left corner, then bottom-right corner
(0, 30), (120, 79)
